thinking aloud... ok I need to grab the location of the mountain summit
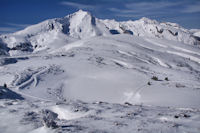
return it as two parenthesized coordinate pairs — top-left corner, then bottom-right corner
(0, 10), (199, 56)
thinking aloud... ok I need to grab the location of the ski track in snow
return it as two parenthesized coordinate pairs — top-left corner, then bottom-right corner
(145, 38), (168, 48)
(151, 56), (169, 68)
(112, 59), (133, 69)
(170, 46), (200, 56)
(166, 50), (200, 64)
(13, 66), (49, 90)
(117, 50), (133, 57)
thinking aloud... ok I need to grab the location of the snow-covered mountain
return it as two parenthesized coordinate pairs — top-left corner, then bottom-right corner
(0, 10), (199, 56)
(1, 10), (200, 133)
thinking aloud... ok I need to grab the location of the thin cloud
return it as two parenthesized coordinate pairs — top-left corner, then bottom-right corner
(109, 8), (138, 14)
(108, 1), (185, 19)
(182, 2), (200, 13)
(6, 23), (30, 28)
(60, 1), (94, 10)
(125, 1), (181, 11)
(0, 27), (18, 33)
(109, 1), (181, 14)
(116, 13), (146, 18)
(114, 11), (169, 19)
(0, 23), (30, 34)
(108, 8), (170, 19)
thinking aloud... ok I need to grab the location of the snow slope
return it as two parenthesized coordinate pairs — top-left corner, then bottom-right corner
(0, 10), (200, 133)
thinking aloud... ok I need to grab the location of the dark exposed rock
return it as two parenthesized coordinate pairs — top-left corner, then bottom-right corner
(42, 109), (59, 129)
(124, 102), (132, 106)
(109, 30), (120, 35)
(193, 36), (200, 41)
(120, 26), (134, 35)
(165, 77), (169, 81)
(96, 57), (104, 64)
(168, 30), (178, 36)
(147, 81), (151, 85)
(10, 42), (33, 52)
(151, 76), (158, 81)
(91, 16), (96, 26)
(49, 23), (54, 30)
(156, 26), (164, 34)
(124, 30), (133, 35)
(174, 115), (179, 118)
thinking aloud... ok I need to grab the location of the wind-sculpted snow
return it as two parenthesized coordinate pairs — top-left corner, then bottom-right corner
(0, 99), (200, 133)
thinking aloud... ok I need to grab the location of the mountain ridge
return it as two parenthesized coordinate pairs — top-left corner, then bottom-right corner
(0, 10), (199, 56)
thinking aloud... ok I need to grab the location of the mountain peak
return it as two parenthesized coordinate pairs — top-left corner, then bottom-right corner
(75, 9), (90, 15)
(68, 9), (91, 19)
(139, 17), (158, 24)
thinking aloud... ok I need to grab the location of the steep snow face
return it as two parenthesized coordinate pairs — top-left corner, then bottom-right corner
(66, 10), (109, 39)
(0, 10), (199, 56)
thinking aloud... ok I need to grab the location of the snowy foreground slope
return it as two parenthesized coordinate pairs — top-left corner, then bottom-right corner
(0, 10), (200, 133)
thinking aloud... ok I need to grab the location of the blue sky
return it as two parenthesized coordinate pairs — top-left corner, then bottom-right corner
(0, 0), (200, 34)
